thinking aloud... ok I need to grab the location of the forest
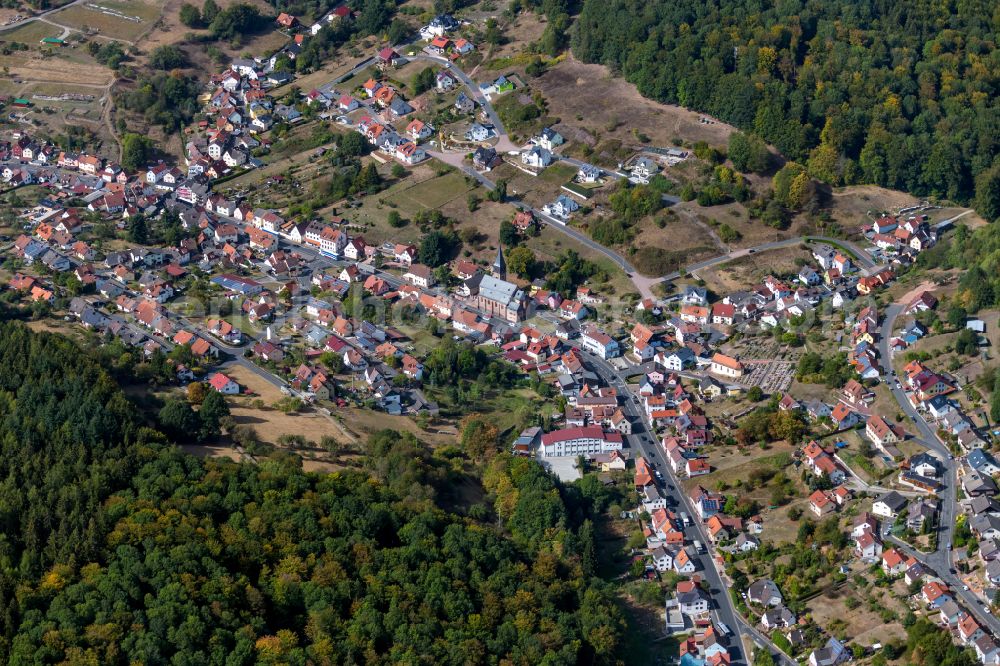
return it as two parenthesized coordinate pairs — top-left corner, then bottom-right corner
(0, 322), (625, 663)
(918, 222), (1000, 313)
(571, 0), (999, 216)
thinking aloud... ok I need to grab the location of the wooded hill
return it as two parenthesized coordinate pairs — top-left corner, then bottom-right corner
(0, 322), (625, 664)
(571, 0), (1000, 216)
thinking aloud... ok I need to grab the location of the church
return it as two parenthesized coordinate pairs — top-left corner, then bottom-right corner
(472, 245), (526, 323)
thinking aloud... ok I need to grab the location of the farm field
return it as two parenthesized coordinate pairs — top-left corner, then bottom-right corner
(385, 169), (473, 209)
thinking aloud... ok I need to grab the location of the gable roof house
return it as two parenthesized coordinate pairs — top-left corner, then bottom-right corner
(866, 415), (901, 448)
(747, 579), (783, 607)
(709, 353), (743, 379)
(873, 491), (907, 519)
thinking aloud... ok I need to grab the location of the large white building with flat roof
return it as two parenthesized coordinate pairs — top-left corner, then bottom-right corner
(541, 425), (623, 457)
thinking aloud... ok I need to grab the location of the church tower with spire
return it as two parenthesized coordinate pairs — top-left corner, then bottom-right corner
(492, 244), (507, 280)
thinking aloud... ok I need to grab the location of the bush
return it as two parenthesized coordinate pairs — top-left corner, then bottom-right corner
(149, 45), (190, 70)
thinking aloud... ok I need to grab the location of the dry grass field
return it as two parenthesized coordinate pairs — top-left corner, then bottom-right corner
(1, 20), (64, 43)
(697, 244), (814, 294)
(223, 364), (357, 446)
(7, 54), (111, 88)
(50, 0), (163, 42)
(806, 582), (908, 649)
(531, 56), (737, 152)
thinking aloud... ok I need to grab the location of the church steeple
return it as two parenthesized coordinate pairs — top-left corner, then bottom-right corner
(492, 244), (507, 280)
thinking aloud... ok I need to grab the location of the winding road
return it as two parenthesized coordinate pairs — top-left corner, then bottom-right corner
(877, 302), (1000, 635)
(397, 49), (885, 301)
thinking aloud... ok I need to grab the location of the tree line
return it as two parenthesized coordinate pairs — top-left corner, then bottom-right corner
(571, 0), (1000, 219)
(0, 321), (625, 663)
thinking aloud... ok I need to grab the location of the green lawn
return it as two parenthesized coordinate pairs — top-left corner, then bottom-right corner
(538, 162), (577, 185)
(385, 170), (475, 211)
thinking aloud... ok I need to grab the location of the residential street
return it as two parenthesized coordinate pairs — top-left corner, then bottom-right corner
(578, 350), (796, 666)
(876, 303), (997, 633)
(383, 52), (883, 304)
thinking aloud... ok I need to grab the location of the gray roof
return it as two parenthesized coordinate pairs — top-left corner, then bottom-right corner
(971, 513), (1000, 535)
(968, 447), (999, 471)
(939, 599), (962, 618)
(389, 97), (413, 116)
(970, 495), (1000, 515)
(980, 538), (1000, 558)
(747, 578), (782, 605)
(762, 606), (794, 626)
(683, 285), (706, 300)
(478, 275), (523, 307)
(908, 500), (937, 521)
(677, 586), (708, 604)
(875, 491), (907, 511)
(986, 559), (1000, 580)
(965, 471), (998, 494)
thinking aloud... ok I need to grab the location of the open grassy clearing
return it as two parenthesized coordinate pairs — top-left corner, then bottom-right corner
(0, 20), (63, 43)
(625, 214), (719, 276)
(336, 404), (459, 447)
(23, 80), (106, 96)
(527, 56), (736, 154)
(0, 79), (20, 96)
(50, 1), (162, 42)
(7, 55), (111, 87)
(806, 581), (908, 648)
(223, 364), (353, 448)
(386, 169), (473, 209)
(479, 11), (547, 67)
(697, 244), (814, 294)
(669, 201), (813, 249)
(537, 161), (577, 185)
(180, 443), (243, 462)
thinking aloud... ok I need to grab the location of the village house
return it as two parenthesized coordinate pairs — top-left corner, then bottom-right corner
(873, 491), (907, 519)
(746, 578), (783, 607)
(866, 414), (901, 448)
(709, 353), (743, 379)
(403, 263), (435, 289)
(580, 326), (620, 360)
(208, 372), (240, 395)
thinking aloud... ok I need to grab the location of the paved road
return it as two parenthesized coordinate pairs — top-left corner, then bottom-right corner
(0, 0), (86, 34)
(578, 351), (794, 666)
(334, 56), (375, 85)
(888, 535), (1000, 635)
(878, 302), (957, 559)
(874, 303), (1000, 633)
(661, 236), (877, 282)
(407, 52), (510, 141)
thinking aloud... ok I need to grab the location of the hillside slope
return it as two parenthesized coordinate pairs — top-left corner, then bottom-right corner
(572, 0), (998, 209)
